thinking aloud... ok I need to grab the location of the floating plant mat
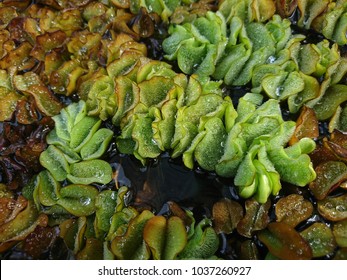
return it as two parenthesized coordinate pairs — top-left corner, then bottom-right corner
(1, 0), (347, 260)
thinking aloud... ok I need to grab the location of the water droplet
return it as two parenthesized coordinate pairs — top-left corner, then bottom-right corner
(324, 202), (334, 209)
(267, 55), (276, 64)
(336, 205), (345, 212)
(58, 86), (66, 92)
(80, 197), (91, 206)
(294, 96), (303, 105)
(275, 86), (284, 98)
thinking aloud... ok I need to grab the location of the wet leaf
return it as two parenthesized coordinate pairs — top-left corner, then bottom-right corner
(80, 128), (114, 160)
(67, 159), (112, 185)
(58, 184), (99, 216)
(275, 194), (313, 227)
(323, 130), (347, 160)
(178, 218), (219, 259)
(143, 215), (187, 260)
(0, 89), (22, 122)
(23, 85), (63, 117)
(39, 145), (70, 182)
(258, 222), (312, 260)
(76, 238), (103, 260)
(317, 194), (347, 221)
(309, 161), (347, 200)
(212, 198), (244, 234)
(30, 30), (67, 61)
(289, 106), (319, 145)
(313, 84), (347, 121)
(69, 116), (101, 152)
(237, 198), (271, 238)
(111, 210), (153, 260)
(0, 199), (48, 246)
(240, 240), (259, 260)
(275, 0), (298, 17)
(300, 222), (336, 258)
(37, 170), (61, 207)
(95, 190), (118, 235)
(333, 219), (347, 248)
(59, 217), (86, 253)
(22, 226), (57, 259)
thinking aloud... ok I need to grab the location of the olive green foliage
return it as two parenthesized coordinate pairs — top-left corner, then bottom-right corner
(162, 1), (347, 120)
(47, 186), (220, 260)
(82, 31), (316, 203)
(296, 0), (347, 45)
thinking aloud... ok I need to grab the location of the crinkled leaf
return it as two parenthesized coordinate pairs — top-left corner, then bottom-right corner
(193, 117), (227, 171)
(313, 84), (347, 121)
(132, 116), (161, 161)
(111, 210), (153, 260)
(178, 218), (219, 259)
(0, 198), (48, 243)
(139, 76), (174, 107)
(80, 128), (114, 160)
(112, 76), (139, 125)
(69, 116), (101, 152)
(268, 138), (316, 186)
(143, 215), (187, 260)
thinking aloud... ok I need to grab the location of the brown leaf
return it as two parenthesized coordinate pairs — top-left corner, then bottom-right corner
(237, 198), (271, 238)
(212, 198), (244, 234)
(317, 194), (347, 221)
(275, 194), (313, 227)
(309, 161), (347, 200)
(289, 106), (319, 145)
(258, 222), (312, 260)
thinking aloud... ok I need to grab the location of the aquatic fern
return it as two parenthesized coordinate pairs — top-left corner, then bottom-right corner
(162, 6), (347, 120)
(39, 100), (114, 186)
(296, 0), (347, 45)
(54, 187), (219, 260)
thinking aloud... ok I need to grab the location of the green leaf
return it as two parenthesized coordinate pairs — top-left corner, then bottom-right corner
(300, 223), (336, 258)
(37, 170), (61, 206)
(95, 190), (118, 235)
(111, 210), (154, 260)
(58, 184), (99, 217)
(333, 219), (347, 248)
(178, 218), (219, 259)
(67, 159), (112, 185)
(80, 128), (114, 160)
(143, 216), (187, 260)
(69, 116), (101, 152)
(39, 145), (70, 182)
